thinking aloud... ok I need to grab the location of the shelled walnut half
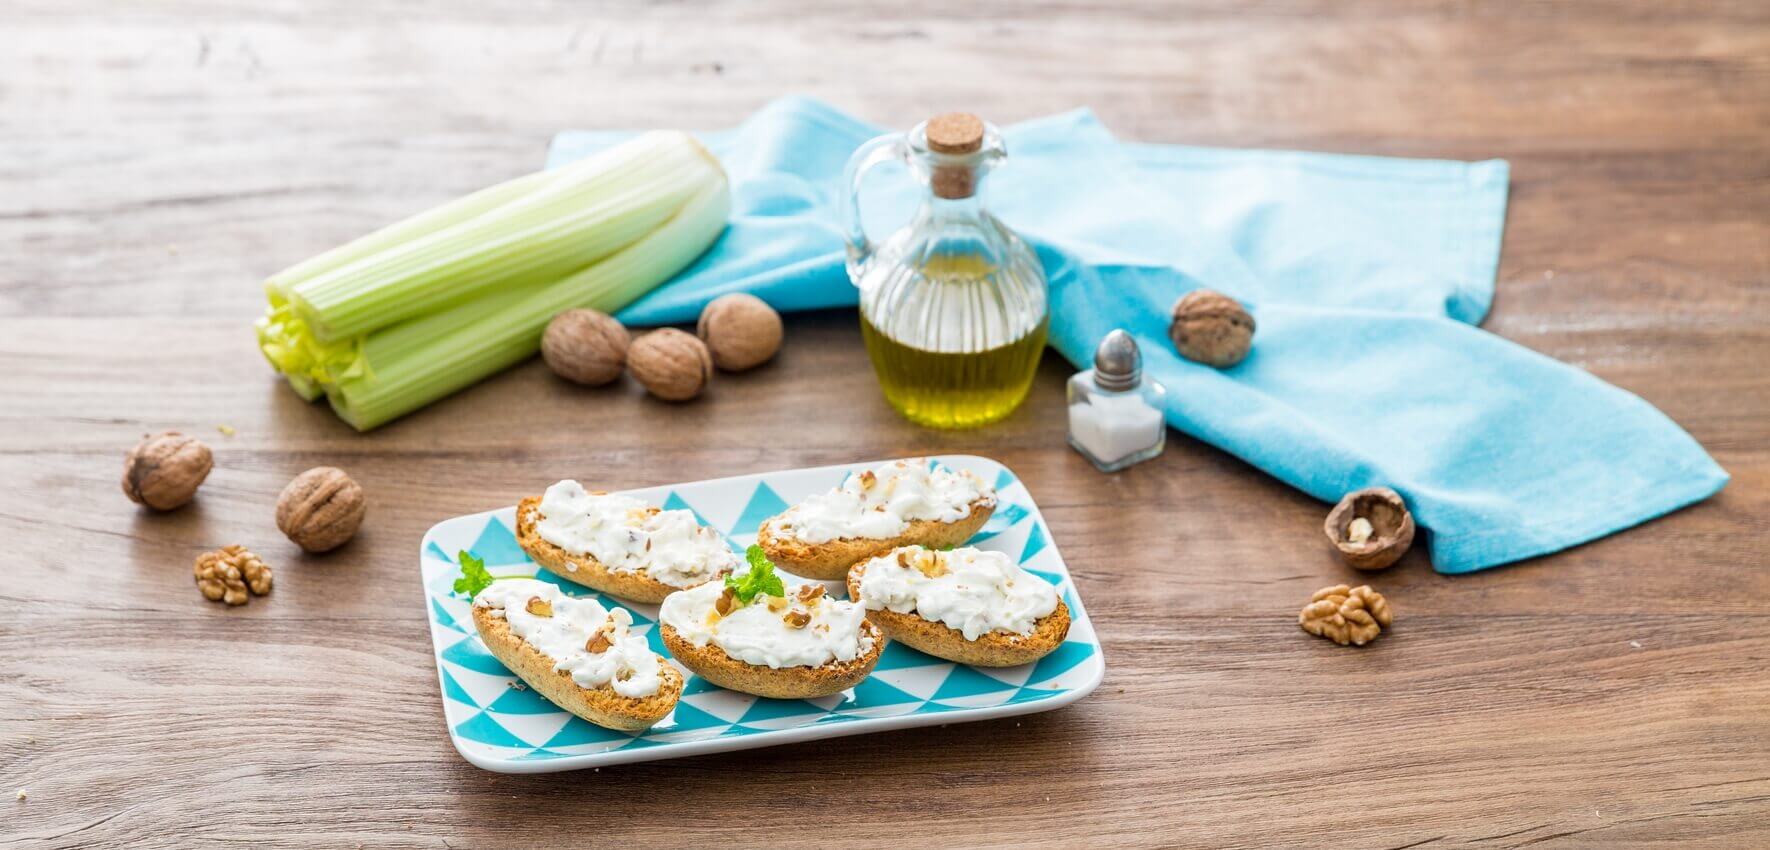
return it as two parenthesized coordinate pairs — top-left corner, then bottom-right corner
(1299, 584), (1392, 646)
(194, 545), (273, 606)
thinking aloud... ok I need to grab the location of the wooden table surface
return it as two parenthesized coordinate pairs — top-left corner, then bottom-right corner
(5, 2), (1767, 848)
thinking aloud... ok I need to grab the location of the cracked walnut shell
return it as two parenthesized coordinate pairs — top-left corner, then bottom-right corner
(628, 328), (713, 401)
(1299, 584), (1393, 646)
(1169, 289), (1255, 367)
(122, 431), (212, 510)
(1325, 487), (1415, 570)
(276, 467), (366, 553)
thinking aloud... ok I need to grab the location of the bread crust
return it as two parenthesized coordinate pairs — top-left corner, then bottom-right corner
(659, 620), (886, 699)
(756, 498), (995, 581)
(514, 496), (727, 604)
(470, 605), (683, 732)
(846, 560), (1071, 667)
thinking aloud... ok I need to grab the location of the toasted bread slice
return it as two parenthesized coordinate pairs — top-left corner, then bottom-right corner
(846, 561), (1071, 667)
(471, 605), (683, 732)
(659, 620), (886, 699)
(756, 498), (994, 581)
(515, 497), (726, 604)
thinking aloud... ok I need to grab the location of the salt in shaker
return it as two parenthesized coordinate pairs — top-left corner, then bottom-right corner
(1067, 330), (1166, 472)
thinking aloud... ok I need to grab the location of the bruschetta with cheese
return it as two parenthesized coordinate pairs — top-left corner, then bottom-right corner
(755, 459), (996, 580)
(847, 545), (1070, 667)
(516, 480), (739, 603)
(471, 578), (683, 732)
(658, 549), (884, 699)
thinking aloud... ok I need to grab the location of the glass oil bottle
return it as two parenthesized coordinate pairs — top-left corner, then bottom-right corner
(843, 113), (1048, 429)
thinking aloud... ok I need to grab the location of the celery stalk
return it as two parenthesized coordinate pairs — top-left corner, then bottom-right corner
(283, 132), (721, 342)
(325, 180), (731, 430)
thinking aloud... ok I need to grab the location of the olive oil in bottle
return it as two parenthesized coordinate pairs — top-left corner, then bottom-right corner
(843, 113), (1049, 429)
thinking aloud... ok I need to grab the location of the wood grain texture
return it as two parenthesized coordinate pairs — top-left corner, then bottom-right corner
(3, 1), (1768, 848)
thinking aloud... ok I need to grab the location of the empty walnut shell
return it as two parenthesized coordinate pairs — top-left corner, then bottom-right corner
(1169, 289), (1255, 367)
(275, 466), (367, 553)
(1324, 487), (1415, 570)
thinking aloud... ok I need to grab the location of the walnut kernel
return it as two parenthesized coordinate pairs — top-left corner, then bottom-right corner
(1169, 289), (1255, 367)
(783, 609), (811, 629)
(223, 545), (273, 596)
(275, 467), (366, 553)
(541, 309), (629, 386)
(627, 328), (713, 401)
(697, 293), (783, 372)
(123, 431), (213, 510)
(1299, 584), (1393, 646)
(194, 550), (249, 606)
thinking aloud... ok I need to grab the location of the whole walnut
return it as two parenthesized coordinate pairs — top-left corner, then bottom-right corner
(275, 467), (366, 553)
(541, 309), (629, 386)
(122, 431), (213, 510)
(1169, 289), (1255, 367)
(628, 328), (713, 401)
(697, 293), (783, 371)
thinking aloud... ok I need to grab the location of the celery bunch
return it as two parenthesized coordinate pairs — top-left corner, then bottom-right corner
(255, 131), (729, 430)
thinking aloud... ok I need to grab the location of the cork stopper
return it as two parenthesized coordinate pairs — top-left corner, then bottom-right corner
(926, 112), (985, 199)
(925, 112), (984, 154)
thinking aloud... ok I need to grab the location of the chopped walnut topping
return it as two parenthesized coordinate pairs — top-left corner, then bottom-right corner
(912, 551), (949, 579)
(714, 587), (737, 616)
(783, 610), (811, 629)
(525, 597), (554, 617)
(765, 594), (789, 612)
(858, 470), (877, 490)
(585, 631), (612, 654)
(796, 584), (826, 603)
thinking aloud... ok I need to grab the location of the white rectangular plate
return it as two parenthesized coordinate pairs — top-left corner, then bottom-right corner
(420, 455), (1105, 773)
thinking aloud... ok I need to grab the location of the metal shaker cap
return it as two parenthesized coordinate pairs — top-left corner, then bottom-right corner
(1092, 329), (1141, 392)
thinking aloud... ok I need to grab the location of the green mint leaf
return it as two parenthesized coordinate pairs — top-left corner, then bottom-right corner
(729, 546), (787, 604)
(452, 550), (493, 598)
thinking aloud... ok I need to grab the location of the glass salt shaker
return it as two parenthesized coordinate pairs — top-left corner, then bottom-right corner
(1067, 330), (1166, 472)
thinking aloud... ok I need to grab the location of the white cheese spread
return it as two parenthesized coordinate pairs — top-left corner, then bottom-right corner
(475, 579), (663, 698)
(535, 480), (739, 588)
(856, 546), (1058, 641)
(772, 459), (995, 544)
(658, 578), (873, 669)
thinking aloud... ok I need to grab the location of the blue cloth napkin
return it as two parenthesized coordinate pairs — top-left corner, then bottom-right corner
(549, 96), (1727, 573)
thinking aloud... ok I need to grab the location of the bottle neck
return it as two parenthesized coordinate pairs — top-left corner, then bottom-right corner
(921, 190), (985, 222)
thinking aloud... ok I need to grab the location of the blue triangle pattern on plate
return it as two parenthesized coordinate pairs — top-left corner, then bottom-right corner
(729, 482), (789, 537)
(739, 697), (827, 725)
(440, 635), (512, 676)
(844, 676), (923, 709)
(1026, 641), (1096, 686)
(487, 685), (567, 715)
(642, 625), (670, 657)
(682, 675), (726, 696)
(1026, 567), (1064, 589)
(1007, 686), (1066, 704)
(932, 666), (1018, 701)
(517, 748), (571, 760)
(970, 503), (1030, 543)
(1019, 522), (1049, 563)
(455, 711), (529, 748)
(994, 468), (1017, 491)
(469, 516), (532, 567)
(440, 668), (478, 708)
(664, 701), (731, 732)
(545, 716), (636, 748)
(430, 598), (466, 633)
(873, 641), (945, 671)
(426, 541), (455, 563)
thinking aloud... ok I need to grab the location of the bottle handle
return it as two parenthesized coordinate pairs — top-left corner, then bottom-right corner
(842, 133), (908, 285)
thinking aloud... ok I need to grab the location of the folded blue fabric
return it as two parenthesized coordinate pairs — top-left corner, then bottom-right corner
(549, 96), (1726, 573)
